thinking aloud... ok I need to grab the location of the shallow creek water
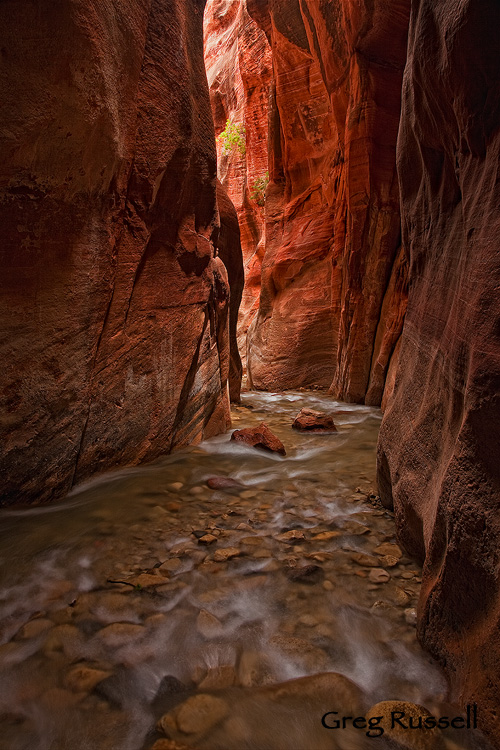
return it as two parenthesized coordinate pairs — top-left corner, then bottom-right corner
(0, 392), (489, 750)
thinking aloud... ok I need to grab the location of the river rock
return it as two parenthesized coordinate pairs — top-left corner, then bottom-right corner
(365, 701), (446, 749)
(374, 543), (403, 558)
(369, 568), (391, 583)
(196, 609), (223, 638)
(380, 554), (400, 568)
(239, 536), (263, 546)
(197, 534), (217, 545)
(42, 624), (83, 658)
(198, 665), (236, 690)
(261, 671), (363, 711)
(159, 558), (182, 574)
(351, 552), (380, 567)
(126, 573), (168, 588)
(150, 740), (194, 750)
(213, 547), (240, 562)
(269, 635), (329, 672)
(16, 618), (53, 640)
(392, 588), (411, 606)
(292, 408), (337, 433)
(313, 530), (342, 541)
(285, 564), (323, 584)
(405, 608), (418, 626)
(231, 423), (286, 455)
(168, 483), (183, 492)
(238, 650), (274, 687)
(340, 520), (371, 536)
(95, 623), (145, 648)
(158, 693), (229, 736)
(64, 665), (111, 693)
(207, 476), (243, 489)
(276, 530), (305, 544)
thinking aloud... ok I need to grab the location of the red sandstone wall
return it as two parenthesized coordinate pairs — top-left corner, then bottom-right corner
(216, 179), (245, 402)
(377, 0), (500, 742)
(204, 0), (272, 366)
(0, 0), (236, 505)
(246, 0), (409, 404)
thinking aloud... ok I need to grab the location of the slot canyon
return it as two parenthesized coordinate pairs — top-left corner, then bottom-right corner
(0, 1), (499, 749)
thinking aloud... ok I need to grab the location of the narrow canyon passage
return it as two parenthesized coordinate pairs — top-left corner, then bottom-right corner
(0, 393), (488, 750)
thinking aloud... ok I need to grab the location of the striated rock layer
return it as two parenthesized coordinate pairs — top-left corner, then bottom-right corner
(0, 0), (240, 505)
(246, 0), (409, 404)
(204, 0), (272, 366)
(377, 0), (500, 742)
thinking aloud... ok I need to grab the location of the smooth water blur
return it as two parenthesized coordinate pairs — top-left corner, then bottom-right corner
(0, 392), (489, 750)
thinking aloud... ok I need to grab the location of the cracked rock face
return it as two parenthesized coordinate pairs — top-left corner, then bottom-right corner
(0, 0), (233, 505)
(377, 0), (500, 743)
(245, 0), (410, 404)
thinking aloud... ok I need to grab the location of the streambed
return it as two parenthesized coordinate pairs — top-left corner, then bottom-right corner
(0, 392), (488, 749)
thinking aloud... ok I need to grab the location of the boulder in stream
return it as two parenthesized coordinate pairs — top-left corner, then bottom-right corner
(292, 408), (337, 433)
(231, 423), (286, 456)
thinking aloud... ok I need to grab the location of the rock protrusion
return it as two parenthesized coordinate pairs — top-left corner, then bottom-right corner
(292, 408), (337, 433)
(231, 423), (286, 455)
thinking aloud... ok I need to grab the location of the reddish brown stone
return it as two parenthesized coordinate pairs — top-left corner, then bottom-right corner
(246, 0), (410, 405)
(231, 422), (286, 456)
(292, 408), (337, 433)
(206, 476), (243, 490)
(0, 0), (232, 505)
(377, 1), (500, 744)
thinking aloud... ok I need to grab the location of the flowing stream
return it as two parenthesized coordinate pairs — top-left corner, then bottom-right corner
(0, 392), (489, 750)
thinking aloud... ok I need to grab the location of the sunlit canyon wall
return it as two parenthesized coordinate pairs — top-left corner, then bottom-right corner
(0, 0), (242, 505)
(378, 0), (500, 742)
(204, 0), (272, 367)
(242, 0), (410, 403)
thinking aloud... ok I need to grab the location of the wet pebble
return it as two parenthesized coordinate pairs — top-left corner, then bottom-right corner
(196, 609), (223, 638)
(213, 547), (240, 562)
(368, 568), (391, 583)
(405, 608), (418, 626)
(158, 693), (229, 736)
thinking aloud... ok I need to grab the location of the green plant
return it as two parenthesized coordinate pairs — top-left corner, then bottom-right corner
(218, 119), (246, 157)
(250, 171), (269, 207)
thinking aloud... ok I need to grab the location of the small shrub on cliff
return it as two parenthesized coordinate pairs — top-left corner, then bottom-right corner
(218, 119), (246, 157)
(250, 171), (269, 206)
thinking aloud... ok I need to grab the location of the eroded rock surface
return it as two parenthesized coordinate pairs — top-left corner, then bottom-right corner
(246, 0), (410, 404)
(377, 1), (500, 742)
(0, 0), (235, 504)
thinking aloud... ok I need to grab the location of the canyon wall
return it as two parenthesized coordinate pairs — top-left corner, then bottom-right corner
(0, 0), (240, 505)
(377, 0), (500, 741)
(246, 0), (409, 403)
(204, 0), (272, 364)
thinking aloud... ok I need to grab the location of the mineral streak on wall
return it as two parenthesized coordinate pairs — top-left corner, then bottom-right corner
(246, 0), (410, 405)
(204, 0), (272, 367)
(378, 0), (500, 742)
(0, 0), (241, 505)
